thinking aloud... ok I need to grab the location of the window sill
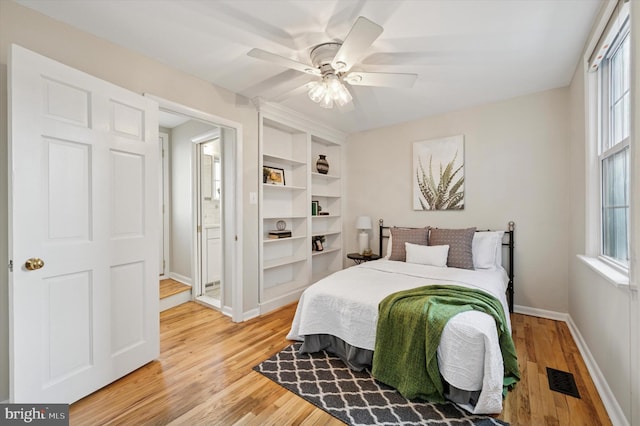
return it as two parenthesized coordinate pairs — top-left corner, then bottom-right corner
(577, 255), (629, 288)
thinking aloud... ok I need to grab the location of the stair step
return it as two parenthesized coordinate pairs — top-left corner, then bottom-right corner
(160, 279), (191, 299)
(160, 279), (191, 312)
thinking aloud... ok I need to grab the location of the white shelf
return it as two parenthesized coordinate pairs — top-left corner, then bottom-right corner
(264, 215), (307, 220)
(259, 105), (344, 313)
(311, 172), (340, 179)
(263, 183), (306, 191)
(263, 255), (307, 270)
(264, 154), (306, 167)
(311, 193), (340, 198)
(312, 231), (340, 238)
(263, 235), (306, 244)
(312, 247), (340, 256)
(311, 135), (341, 147)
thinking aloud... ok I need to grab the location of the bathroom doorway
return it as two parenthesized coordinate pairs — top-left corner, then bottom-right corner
(196, 135), (223, 307)
(153, 95), (243, 321)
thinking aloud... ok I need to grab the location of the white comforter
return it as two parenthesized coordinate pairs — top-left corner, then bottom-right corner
(286, 259), (511, 414)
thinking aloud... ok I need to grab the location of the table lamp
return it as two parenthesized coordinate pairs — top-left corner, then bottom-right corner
(355, 216), (372, 255)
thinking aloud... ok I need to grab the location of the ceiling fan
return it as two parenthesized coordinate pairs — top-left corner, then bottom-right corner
(247, 16), (418, 109)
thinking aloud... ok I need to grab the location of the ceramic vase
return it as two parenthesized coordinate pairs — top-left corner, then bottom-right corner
(316, 155), (329, 174)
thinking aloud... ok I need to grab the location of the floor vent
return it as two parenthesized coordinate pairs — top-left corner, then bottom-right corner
(547, 367), (581, 398)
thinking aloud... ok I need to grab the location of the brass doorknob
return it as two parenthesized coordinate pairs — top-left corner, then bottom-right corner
(25, 258), (45, 271)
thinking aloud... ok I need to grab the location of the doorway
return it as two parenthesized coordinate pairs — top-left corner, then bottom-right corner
(195, 133), (222, 308)
(153, 96), (243, 321)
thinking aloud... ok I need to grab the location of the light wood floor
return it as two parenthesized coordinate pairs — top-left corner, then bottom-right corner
(159, 278), (190, 299)
(69, 302), (611, 426)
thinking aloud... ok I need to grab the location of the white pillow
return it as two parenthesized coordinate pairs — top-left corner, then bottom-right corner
(384, 235), (392, 259)
(472, 231), (504, 269)
(405, 242), (449, 267)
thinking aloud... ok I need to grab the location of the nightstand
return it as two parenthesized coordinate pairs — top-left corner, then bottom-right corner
(347, 253), (381, 264)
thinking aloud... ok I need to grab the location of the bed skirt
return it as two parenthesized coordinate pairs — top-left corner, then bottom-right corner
(300, 334), (373, 371)
(299, 334), (482, 410)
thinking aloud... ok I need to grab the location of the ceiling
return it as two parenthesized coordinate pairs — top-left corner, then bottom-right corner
(17, 0), (603, 134)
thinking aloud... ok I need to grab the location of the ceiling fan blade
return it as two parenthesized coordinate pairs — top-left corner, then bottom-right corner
(331, 16), (383, 72)
(345, 72), (417, 88)
(247, 48), (320, 76)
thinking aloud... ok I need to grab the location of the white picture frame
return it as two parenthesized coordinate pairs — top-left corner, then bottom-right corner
(413, 135), (465, 210)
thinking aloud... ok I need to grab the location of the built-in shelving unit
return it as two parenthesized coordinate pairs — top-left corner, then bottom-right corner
(258, 102), (345, 314)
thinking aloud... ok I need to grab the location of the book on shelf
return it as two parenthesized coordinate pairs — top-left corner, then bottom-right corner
(268, 230), (292, 239)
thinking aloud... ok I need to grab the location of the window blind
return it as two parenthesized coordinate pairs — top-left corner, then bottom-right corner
(588, 0), (629, 72)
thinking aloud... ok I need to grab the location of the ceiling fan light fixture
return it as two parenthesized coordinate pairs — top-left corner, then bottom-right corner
(335, 86), (352, 107)
(326, 74), (341, 92)
(307, 80), (326, 103)
(329, 80), (352, 107)
(307, 75), (352, 108)
(319, 91), (334, 108)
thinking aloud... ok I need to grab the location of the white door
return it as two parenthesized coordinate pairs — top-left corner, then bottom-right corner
(8, 45), (160, 403)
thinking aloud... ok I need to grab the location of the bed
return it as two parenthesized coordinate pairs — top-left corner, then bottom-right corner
(286, 221), (518, 414)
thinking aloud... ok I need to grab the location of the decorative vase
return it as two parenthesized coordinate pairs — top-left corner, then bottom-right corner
(316, 155), (329, 175)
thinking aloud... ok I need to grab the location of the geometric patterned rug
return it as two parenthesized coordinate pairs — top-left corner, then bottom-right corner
(254, 343), (508, 426)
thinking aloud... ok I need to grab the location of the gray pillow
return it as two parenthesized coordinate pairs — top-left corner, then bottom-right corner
(389, 227), (429, 261)
(429, 227), (476, 269)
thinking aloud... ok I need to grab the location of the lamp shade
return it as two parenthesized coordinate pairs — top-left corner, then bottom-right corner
(355, 216), (372, 230)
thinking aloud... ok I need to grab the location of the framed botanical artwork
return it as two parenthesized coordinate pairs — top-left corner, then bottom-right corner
(413, 135), (465, 210)
(263, 166), (285, 186)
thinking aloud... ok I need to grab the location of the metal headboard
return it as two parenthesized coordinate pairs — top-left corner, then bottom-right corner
(378, 219), (515, 313)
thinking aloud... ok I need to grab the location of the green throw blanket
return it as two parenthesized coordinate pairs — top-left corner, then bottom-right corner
(371, 285), (520, 402)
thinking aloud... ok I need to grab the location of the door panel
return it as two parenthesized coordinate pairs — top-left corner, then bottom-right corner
(9, 44), (159, 403)
(43, 271), (93, 386)
(111, 150), (144, 237)
(42, 77), (91, 126)
(109, 100), (145, 140)
(110, 262), (145, 355)
(46, 138), (92, 241)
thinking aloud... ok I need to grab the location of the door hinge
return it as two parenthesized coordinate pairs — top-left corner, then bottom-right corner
(197, 225), (202, 233)
(163, 260), (166, 270)
(8, 260), (13, 272)
(235, 235), (238, 241)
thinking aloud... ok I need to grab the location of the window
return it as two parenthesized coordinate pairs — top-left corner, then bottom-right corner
(594, 10), (630, 269)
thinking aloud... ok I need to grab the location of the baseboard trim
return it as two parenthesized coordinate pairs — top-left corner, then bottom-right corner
(565, 316), (629, 426)
(168, 273), (192, 286)
(222, 306), (234, 318)
(513, 304), (569, 322)
(259, 288), (306, 316)
(515, 304), (628, 426)
(242, 308), (260, 322)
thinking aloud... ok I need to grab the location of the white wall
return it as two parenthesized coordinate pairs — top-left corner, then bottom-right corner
(564, 2), (638, 423)
(345, 88), (571, 313)
(0, 0), (261, 401)
(567, 52), (633, 424)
